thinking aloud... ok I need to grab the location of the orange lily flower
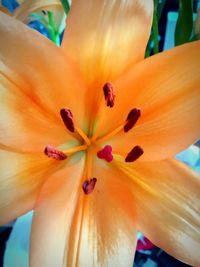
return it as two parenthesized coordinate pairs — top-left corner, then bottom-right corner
(0, 0), (200, 266)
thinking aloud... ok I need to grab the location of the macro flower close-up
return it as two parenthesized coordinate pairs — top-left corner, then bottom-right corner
(0, 0), (200, 266)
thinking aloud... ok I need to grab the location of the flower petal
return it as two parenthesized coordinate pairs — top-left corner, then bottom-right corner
(102, 41), (200, 160)
(0, 149), (58, 226)
(14, 0), (65, 33)
(0, 12), (88, 138)
(30, 156), (137, 267)
(114, 157), (200, 266)
(0, 75), (80, 152)
(14, 0), (62, 23)
(62, 0), (153, 86)
(30, 156), (84, 267)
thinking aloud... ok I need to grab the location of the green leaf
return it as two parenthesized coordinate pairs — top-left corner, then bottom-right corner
(47, 11), (60, 46)
(145, 0), (166, 57)
(175, 0), (193, 46)
(60, 0), (70, 15)
(152, 0), (159, 54)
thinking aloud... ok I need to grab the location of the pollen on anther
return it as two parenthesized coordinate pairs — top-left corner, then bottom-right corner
(103, 82), (115, 108)
(124, 108), (141, 133)
(125, 145), (144, 162)
(82, 178), (97, 194)
(44, 145), (67, 160)
(60, 108), (75, 132)
(97, 145), (113, 162)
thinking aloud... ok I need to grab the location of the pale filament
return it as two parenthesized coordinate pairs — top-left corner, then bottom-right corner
(63, 144), (88, 154)
(75, 126), (91, 146)
(94, 123), (125, 145)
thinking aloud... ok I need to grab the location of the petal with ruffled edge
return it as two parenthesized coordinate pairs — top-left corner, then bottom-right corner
(98, 41), (200, 161)
(114, 157), (200, 266)
(30, 155), (137, 267)
(62, 0), (153, 86)
(0, 12), (88, 143)
(0, 149), (60, 225)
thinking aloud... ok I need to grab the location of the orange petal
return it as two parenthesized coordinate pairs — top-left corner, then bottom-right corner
(0, 12), (88, 134)
(30, 157), (84, 267)
(101, 41), (200, 160)
(0, 149), (58, 225)
(62, 0), (153, 86)
(14, 0), (62, 22)
(14, 0), (65, 32)
(115, 157), (200, 266)
(30, 156), (137, 266)
(0, 74), (80, 152)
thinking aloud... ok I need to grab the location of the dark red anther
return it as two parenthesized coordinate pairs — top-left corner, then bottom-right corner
(82, 178), (97, 195)
(97, 145), (113, 162)
(44, 145), (67, 160)
(60, 108), (75, 132)
(103, 82), (115, 108)
(125, 145), (144, 162)
(124, 108), (141, 133)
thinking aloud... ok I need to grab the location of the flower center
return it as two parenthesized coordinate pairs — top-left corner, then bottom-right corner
(44, 82), (144, 194)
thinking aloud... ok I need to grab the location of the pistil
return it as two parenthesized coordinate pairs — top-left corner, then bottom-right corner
(97, 145), (113, 162)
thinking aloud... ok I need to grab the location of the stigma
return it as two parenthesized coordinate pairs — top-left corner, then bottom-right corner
(97, 145), (113, 162)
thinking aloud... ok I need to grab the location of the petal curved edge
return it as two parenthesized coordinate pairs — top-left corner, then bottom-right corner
(0, 12), (88, 133)
(14, 0), (62, 23)
(0, 149), (58, 226)
(62, 0), (153, 86)
(14, 0), (65, 33)
(114, 157), (200, 266)
(105, 41), (200, 161)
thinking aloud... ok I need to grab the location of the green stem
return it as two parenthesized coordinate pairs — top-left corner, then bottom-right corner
(47, 11), (60, 46)
(153, 0), (159, 54)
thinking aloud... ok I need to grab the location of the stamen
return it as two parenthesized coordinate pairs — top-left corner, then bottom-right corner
(97, 145), (113, 162)
(103, 82), (115, 108)
(60, 108), (75, 132)
(125, 145), (144, 162)
(63, 144), (88, 154)
(44, 145), (67, 160)
(95, 108), (141, 145)
(82, 178), (97, 194)
(124, 108), (141, 133)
